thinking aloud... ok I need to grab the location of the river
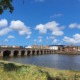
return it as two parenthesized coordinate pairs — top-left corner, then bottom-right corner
(0, 54), (80, 70)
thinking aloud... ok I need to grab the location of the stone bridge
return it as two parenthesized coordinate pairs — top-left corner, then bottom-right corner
(0, 48), (54, 57)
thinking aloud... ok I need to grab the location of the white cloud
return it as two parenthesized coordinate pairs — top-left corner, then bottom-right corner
(10, 20), (26, 30)
(34, 36), (43, 43)
(38, 36), (42, 39)
(0, 28), (11, 36)
(69, 23), (80, 29)
(38, 36), (42, 42)
(63, 36), (75, 43)
(63, 33), (80, 44)
(49, 36), (55, 39)
(73, 33), (80, 40)
(46, 37), (49, 40)
(0, 19), (32, 38)
(35, 24), (47, 34)
(26, 35), (31, 39)
(38, 38), (42, 42)
(35, 21), (64, 36)
(52, 31), (64, 36)
(0, 19), (8, 28)
(3, 39), (8, 42)
(52, 39), (58, 43)
(34, 39), (37, 42)
(51, 13), (63, 18)
(45, 21), (59, 31)
(8, 35), (15, 39)
(58, 43), (62, 45)
(10, 20), (32, 35)
(19, 29), (31, 35)
(46, 36), (55, 41)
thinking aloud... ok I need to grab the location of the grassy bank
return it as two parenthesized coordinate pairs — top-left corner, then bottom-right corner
(0, 60), (80, 80)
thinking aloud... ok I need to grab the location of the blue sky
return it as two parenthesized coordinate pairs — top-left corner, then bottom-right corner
(0, 0), (80, 46)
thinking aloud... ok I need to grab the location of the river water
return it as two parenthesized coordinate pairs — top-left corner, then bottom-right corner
(0, 54), (80, 70)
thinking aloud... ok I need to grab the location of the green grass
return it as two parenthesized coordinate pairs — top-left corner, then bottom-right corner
(0, 60), (80, 80)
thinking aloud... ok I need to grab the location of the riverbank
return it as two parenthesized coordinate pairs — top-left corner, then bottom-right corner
(0, 60), (80, 80)
(55, 51), (80, 55)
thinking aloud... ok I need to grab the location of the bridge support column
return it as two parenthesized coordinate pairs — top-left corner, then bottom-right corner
(24, 51), (27, 56)
(49, 51), (51, 54)
(51, 51), (52, 54)
(50, 51), (52, 54)
(39, 51), (41, 55)
(45, 51), (47, 54)
(34, 50), (37, 55)
(42, 50), (44, 54)
(0, 51), (3, 56)
(10, 51), (14, 57)
(52, 51), (54, 54)
(30, 50), (32, 55)
(18, 50), (21, 56)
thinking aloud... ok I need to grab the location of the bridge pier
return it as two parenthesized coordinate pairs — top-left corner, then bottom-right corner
(30, 50), (33, 55)
(38, 50), (41, 55)
(27, 50), (33, 55)
(24, 51), (27, 56)
(52, 50), (54, 54)
(45, 51), (47, 54)
(34, 50), (37, 55)
(10, 51), (14, 57)
(18, 50), (21, 56)
(0, 51), (3, 56)
(42, 50), (44, 54)
(48, 51), (51, 54)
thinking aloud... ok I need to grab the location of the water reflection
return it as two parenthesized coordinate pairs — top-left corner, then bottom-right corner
(0, 54), (80, 70)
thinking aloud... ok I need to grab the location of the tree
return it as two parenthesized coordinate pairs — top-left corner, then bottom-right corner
(0, 0), (14, 14)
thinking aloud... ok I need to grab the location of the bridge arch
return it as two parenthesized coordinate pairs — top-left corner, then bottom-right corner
(32, 50), (35, 55)
(3, 50), (11, 57)
(44, 50), (46, 54)
(41, 50), (43, 55)
(37, 50), (39, 55)
(49, 51), (52, 54)
(27, 50), (31, 55)
(21, 50), (25, 56)
(14, 50), (19, 56)
(47, 50), (48, 54)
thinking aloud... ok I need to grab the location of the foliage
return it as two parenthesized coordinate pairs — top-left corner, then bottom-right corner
(4, 63), (21, 71)
(0, 0), (14, 14)
(0, 61), (80, 80)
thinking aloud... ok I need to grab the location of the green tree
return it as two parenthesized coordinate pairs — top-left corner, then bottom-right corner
(0, 0), (14, 14)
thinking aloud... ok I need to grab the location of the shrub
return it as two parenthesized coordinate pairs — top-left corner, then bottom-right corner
(4, 63), (19, 71)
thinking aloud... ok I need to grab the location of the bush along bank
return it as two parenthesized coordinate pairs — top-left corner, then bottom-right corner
(0, 60), (80, 80)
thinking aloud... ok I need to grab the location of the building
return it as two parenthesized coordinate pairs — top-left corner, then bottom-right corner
(49, 45), (59, 50)
(25, 46), (32, 48)
(61, 45), (79, 52)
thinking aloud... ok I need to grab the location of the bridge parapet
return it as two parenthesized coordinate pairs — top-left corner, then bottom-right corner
(0, 47), (54, 57)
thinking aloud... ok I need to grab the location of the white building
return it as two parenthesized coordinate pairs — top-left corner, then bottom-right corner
(49, 45), (58, 50)
(1, 45), (8, 48)
(25, 46), (32, 48)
